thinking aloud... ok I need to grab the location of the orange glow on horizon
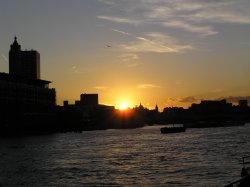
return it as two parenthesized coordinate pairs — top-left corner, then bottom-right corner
(118, 101), (129, 110)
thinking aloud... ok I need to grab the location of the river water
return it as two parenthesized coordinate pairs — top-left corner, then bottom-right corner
(0, 124), (250, 187)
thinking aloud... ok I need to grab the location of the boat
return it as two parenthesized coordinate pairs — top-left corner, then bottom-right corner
(224, 156), (250, 187)
(160, 124), (186, 134)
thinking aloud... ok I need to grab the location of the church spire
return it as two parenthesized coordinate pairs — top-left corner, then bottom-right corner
(155, 104), (159, 112)
(10, 36), (21, 51)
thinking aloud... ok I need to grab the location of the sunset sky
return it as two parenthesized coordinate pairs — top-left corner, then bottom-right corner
(1, 0), (250, 110)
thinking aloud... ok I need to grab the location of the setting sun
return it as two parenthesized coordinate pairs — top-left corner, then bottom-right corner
(119, 101), (129, 110)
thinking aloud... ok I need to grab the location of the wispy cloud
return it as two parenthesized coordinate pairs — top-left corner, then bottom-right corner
(93, 86), (108, 90)
(69, 65), (82, 74)
(217, 96), (250, 104)
(119, 32), (192, 53)
(143, 0), (250, 25)
(98, 0), (116, 6)
(138, 84), (162, 89)
(177, 95), (250, 106)
(97, 16), (140, 25)
(179, 96), (198, 103)
(165, 94), (250, 108)
(119, 53), (143, 67)
(163, 20), (218, 37)
(112, 29), (132, 36)
(120, 53), (139, 61)
(1, 54), (8, 63)
(188, 1), (250, 24)
(165, 96), (200, 108)
(98, 0), (250, 38)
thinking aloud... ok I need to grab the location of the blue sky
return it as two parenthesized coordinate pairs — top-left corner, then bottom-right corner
(1, 0), (250, 109)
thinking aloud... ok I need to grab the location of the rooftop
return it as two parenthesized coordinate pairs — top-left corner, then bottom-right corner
(0, 72), (51, 87)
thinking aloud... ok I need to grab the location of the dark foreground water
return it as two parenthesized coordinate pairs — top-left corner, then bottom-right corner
(0, 124), (250, 187)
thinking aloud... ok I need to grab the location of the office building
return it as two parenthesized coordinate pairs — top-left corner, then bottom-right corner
(239, 100), (248, 107)
(9, 37), (40, 79)
(80, 93), (98, 106)
(0, 37), (56, 116)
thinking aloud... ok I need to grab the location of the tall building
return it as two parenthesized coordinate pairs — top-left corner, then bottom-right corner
(0, 37), (56, 120)
(9, 37), (40, 79)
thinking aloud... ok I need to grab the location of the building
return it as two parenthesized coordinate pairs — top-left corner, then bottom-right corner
(63, 94), (99, 108)
(9, 37), (40, 79)
(63, 93), (99, 115)
(239, 100), (248, 107)
(0, 72), (56, 111)
(0, 37), (56, 121)
(80, 93), (98, 106)
(62, 93), (115, 130)
(190, 99), (232, 113)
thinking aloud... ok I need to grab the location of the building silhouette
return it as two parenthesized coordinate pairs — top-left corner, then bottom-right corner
(239, 100), (248, 107)
(0, 37), (56, 125)
(62, 93), (116, 130)
(80, 93), (98, 106)
(9, 37), (40, 79)
(190, 99), (232, 115)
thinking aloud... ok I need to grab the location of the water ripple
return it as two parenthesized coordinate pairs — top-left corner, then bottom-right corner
(0, 124), (250, 186)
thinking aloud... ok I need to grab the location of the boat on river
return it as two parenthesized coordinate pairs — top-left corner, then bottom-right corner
(160, 124), (186, 134)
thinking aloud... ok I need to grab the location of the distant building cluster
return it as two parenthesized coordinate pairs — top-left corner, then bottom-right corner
(162, 99), (250, 126)
(63, 93), (100, 110)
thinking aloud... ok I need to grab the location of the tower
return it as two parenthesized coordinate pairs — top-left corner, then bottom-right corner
(155, 104), (159, 112)
(9, 37), (40, 79)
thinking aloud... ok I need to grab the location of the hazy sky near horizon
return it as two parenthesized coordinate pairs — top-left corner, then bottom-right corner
(0, 0), (250, 110)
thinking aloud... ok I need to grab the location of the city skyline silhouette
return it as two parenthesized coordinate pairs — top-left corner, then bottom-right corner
(0, 1), (250, 111)
(1, 2), (250, 187)
(1, 37), (250, 134)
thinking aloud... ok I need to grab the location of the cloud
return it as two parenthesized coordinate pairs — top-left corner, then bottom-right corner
(120, 53), (139, 61)
(177, 95), (250, 105)
(112, 28), (188, 64)
(167, 98), (178, 102)
(112, 29), (132, 36)
(163, 20), (218, 37)
(69, 66), (82, 74)
(118, 31), (192, 53)
(143, 0), (250, 24)
(97, 16), (140, 25)
(111, 28), (192, 53)
(137, 84), (162, 89)
(98, 0), (116, 6)
(164, 94), (250, 108)
(1, 54), (8, 63)
(179, 96), (198, 103)
(93, 86), (108, 90)
(119, 53), (143, 67)
(98, 0), (250, 38)
(217, 96), (250, 104)
(164, 96), (201, 108)
(188, 1), (250, 24)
